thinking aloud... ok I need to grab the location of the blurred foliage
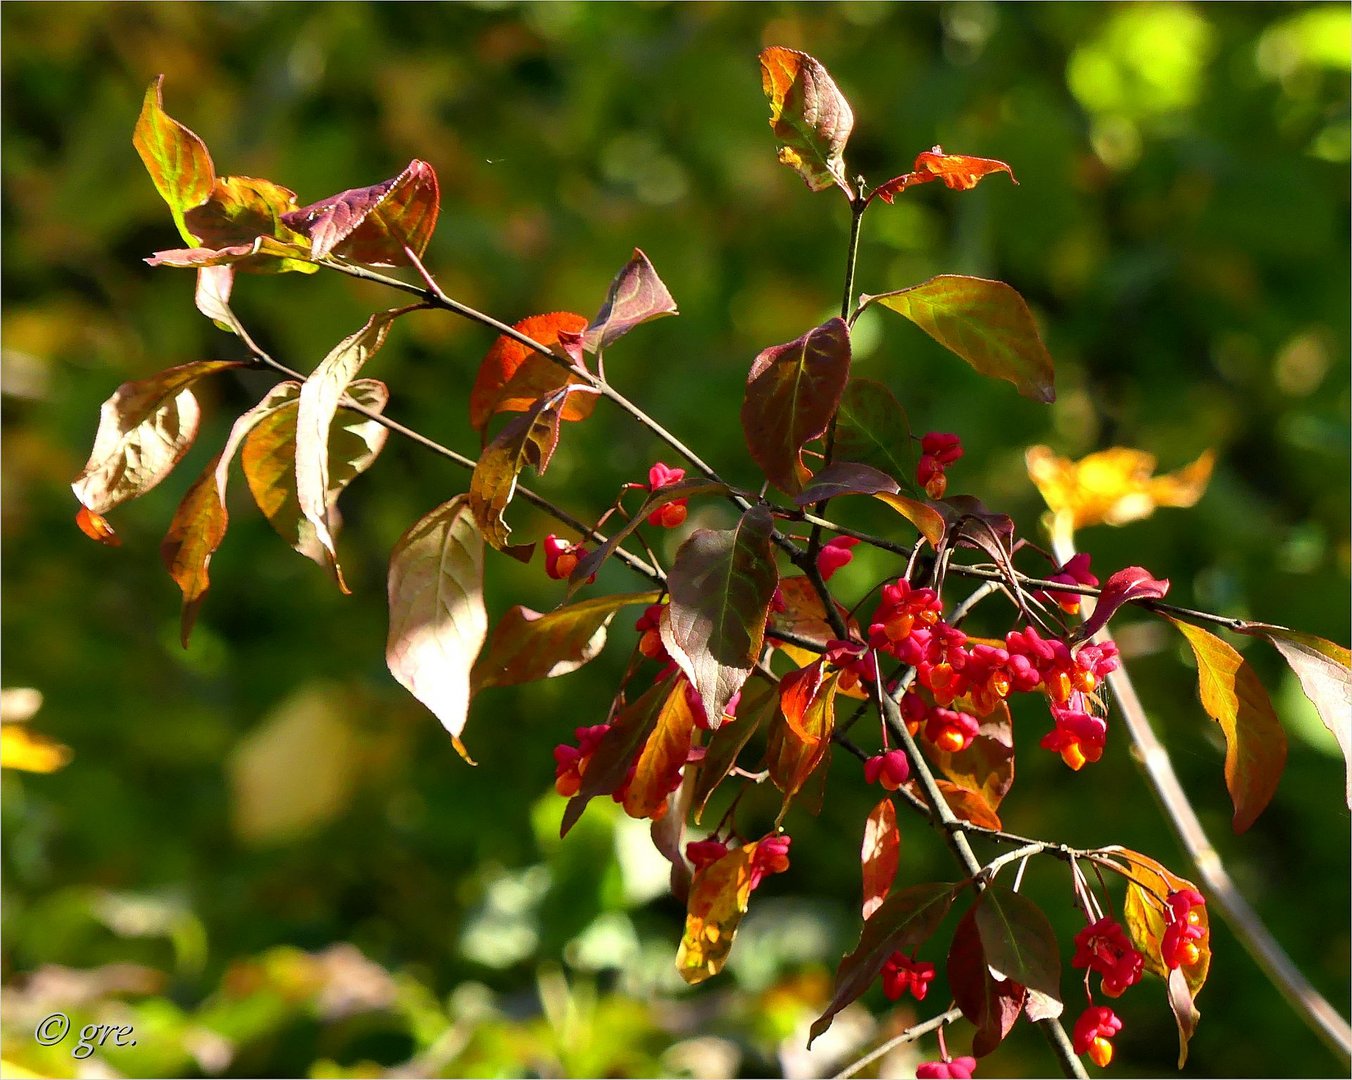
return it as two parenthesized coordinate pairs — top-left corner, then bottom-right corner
(2, 3), (1348, 1077)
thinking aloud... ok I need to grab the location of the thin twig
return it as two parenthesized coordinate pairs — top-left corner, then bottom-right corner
(830, 1007), (964, 1080)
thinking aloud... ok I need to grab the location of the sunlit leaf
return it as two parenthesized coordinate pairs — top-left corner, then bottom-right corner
(241, 380), (390, 592)
(769, 575), (855, 650)
(386, 494), (487, 760)
(0, 726), (72, 774)
(583, 248), (678, 353)
(916, 779), (1004, 830)
(767, 664), (838, 819)
(623, 679), (698, 820)
(561, 674), (675, 837)
(282, 159), (440, 266)
(972, 885), (1062, 1019)
(1025, 445), (1214, 535)
(809, 881), (959, 1045)
(1167, 967), (1201, 1067)
(861, 798), (899, 920)
(72, 360), (246, 519)
(863, 276), (1055, 403)
(661, 507), (779, 725)
(741, 318), (852, 495)
(472, 591), (661, 692)
(468, 312), (593, 431)
(931, 700), (1014, 810)
(194, 264), (245, 335)
(913, 147), (1018, 191)
(147, 232), (316, 272)
(1237, 623), (1351, 807)
(161, 454), (228, 648)
(874, 492), (947, 548)
(676, 841), (761, 984)
(1107, 846), (1211, 998)
(295, 310), (398, 579)
(75, 506), (120, 546)
(947, 907), (1026, 1057)
(834, 378), (915, 487)
(693, 677), (778, 822)
(133, 76), (215, 245)
(184, 176), (315, 273)
(758, 46), (855, 195)
(1163, 616), (1287, 832)
(1072, 565), (1170, 642)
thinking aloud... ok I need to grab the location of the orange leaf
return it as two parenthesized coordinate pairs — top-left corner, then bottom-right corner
(861, 798), (899, 920)
(161, 454), (228, 648)
(767, 665), (838, 820)
(930, 699), (1014, 810)
(624, 679), (698, 820)
(1025, 445), (1214, 534)
(912, 146), (1017, 191)
(905, 778), (1002, 830)
(468, 312), (592, 431)
(75, 506), (121, 546)
(676, 841), (761, 984)
(1163, 616), (1287, 832)
(758, 47), (854, 195)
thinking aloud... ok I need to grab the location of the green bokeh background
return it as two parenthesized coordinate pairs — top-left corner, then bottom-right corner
(2, 3), (1348, 1077)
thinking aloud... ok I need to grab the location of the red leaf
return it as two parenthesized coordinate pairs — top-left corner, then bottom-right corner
(1162, 616), (1287, 832)
(1073, 565), (1169, 641)
(468, 312), (593, 431)
(75, 506), (120, 546)
(808, 882), (958, 1045)
(661, 507), (780, 726)
(947, 908), (1026, 1057)
(758, 47), (855, 196)
(741, 318), (852, 494)
(861, 798), (899, 920)
(282, 159), (440, 265)
(912, 146), (1018, 191)
(767, 665), (838, 821)
(183, 176), (315, 273)
(583, 248), (678, 353)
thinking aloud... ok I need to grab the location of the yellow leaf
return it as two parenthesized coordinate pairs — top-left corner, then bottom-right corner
(676, 841), (762, 984)
(1, 725), (72, 773)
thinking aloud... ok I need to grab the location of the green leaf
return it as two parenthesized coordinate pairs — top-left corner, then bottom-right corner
(133, 76), (216, 245)
(834, 378), (915, 488)
(809, 881), (959, 1045)
(182, 176), (316, 274)
(758, 47), (855, 195)
(863, 275), (1056, 403)
(971, 884), (1063, 1020)
(1237, 623), (1351, 808)
(661, 506), (780, 725)
(947, 907), (1026, 1057)
(385, 494), (487, 762)
(741, 318), (852, 495)
(583, 248), (678, 353)
(472, 591), (661, 692)
(72, 360), (247, 517)
(1163, 616), (1287, 832)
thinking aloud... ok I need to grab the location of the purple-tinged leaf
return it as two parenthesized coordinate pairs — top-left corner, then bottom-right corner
(183, 176), (315, 273)
(133, 76), (215, 246)
(863, 275), (1055, 403)
(742, 318), (852, 495)
(809, 882), (959, 1045)
(583, 248), (678, 353)
(758, 47), (855, 196)
(692, 677), (778, 823)
(661, 507), (780, 725)
(972, 885), (1063, 1019)
(147, 233), (313, 272)
(1072, 565), (1170, 642)
(1168, 966), (1201, 1067)
(947, 907), (1026, 1057)
(835, 378), (915, 488)
(282, 159), (440, 266)
(386, 494), (487, 762)
(1236, 623), (1351, 807)
(794, 461), (898, 504)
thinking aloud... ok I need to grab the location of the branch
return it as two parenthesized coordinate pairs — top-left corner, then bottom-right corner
(830, 1007), (964, 1080)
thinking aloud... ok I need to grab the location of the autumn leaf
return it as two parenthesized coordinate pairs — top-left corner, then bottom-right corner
(624, 679), (698, 820)
(295, 310), (399, 579)
(1161, 617), (1287, 832)
(468, 312), (593, 431)
(947, 908), (1026, 1057)
(809, 881), (959, 1045)
(692, 677), (778, 823)
(834, 378), (915, 488)
(1071, 565), (1170, 642)
(758, 47), (854, 195)
(769, 575), (856, 653)
(861, 798), (899, 920)
(863, 276), (1055, 403)
(1237, 624), (1351, 807)
(72, 360), (246, 521)
(194, 264), (245, 335)
(282, 159), (440, 266)
(179, 175), (315, 273)
(930, 701), (1015, 811)
(872, 146), (1017, 204)
(161, 456), (228, 648)
(472, 591), (661, 692)
(741, 318), (852, 495)
(971, 885), (1063, 1020)
(133, 76), (216, 245)
(676, 841), (762, 984)
(767, 664), (838, 819)
(661, 507), (779, 726)
(385, 494), (487, 761)
(1108, 847), (1211, 997)
(583, 248), (678, 353)
(75, 506), (120, 546)
(1168, 967), (1202, 1067)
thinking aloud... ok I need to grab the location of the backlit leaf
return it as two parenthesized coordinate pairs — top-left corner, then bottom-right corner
(909, 779), (1004, 830)
(1168, 967), (1201, 1068)
(912, 147), (1017, 191)
(769, 575), (855, 651)
(147, 233), (315, 272)
(741, 318), (852, 495)
(972, 885), (1062, 1019)
(624, 679), (698, 820)
(1163, 616), (1287, 832)
(133, 76), (215, 245)
(386, 494), (487, 760)
(834, 378), (915, 487)
(1237, 623), (1351, 807)
(661, 507), (779, 725)
(947, 907), (1026, 1057)
(1072, 565), (1170, 642)
(931, 700), (1014, 810)
(241, 380), (390, 592)
(296, 311), (398, 579)
(75, 506), (120, 546)
(809, 881), (958, 1045)
(468, 312), (592, 431)
(863, 276), (1055, 403)
(874, 492), (947, 548)
(1025, 445), (1214, 533)
(282, 159), (440, 266)
(183, 176), (314, 273)
(194, 264), (245, 335)
(1108, 846), (1211, 999)
(861, 798), (899, 920)
(794, 460), (898, 504)
(758, 46), (855, 195)
(693, 677), (778, 822)
(72, 360), (246, 518)
(472, 591), (661, 692)
(676, 841), (761, 984)
(583, 248), (678, 353)
(767, 664), (838, 819)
